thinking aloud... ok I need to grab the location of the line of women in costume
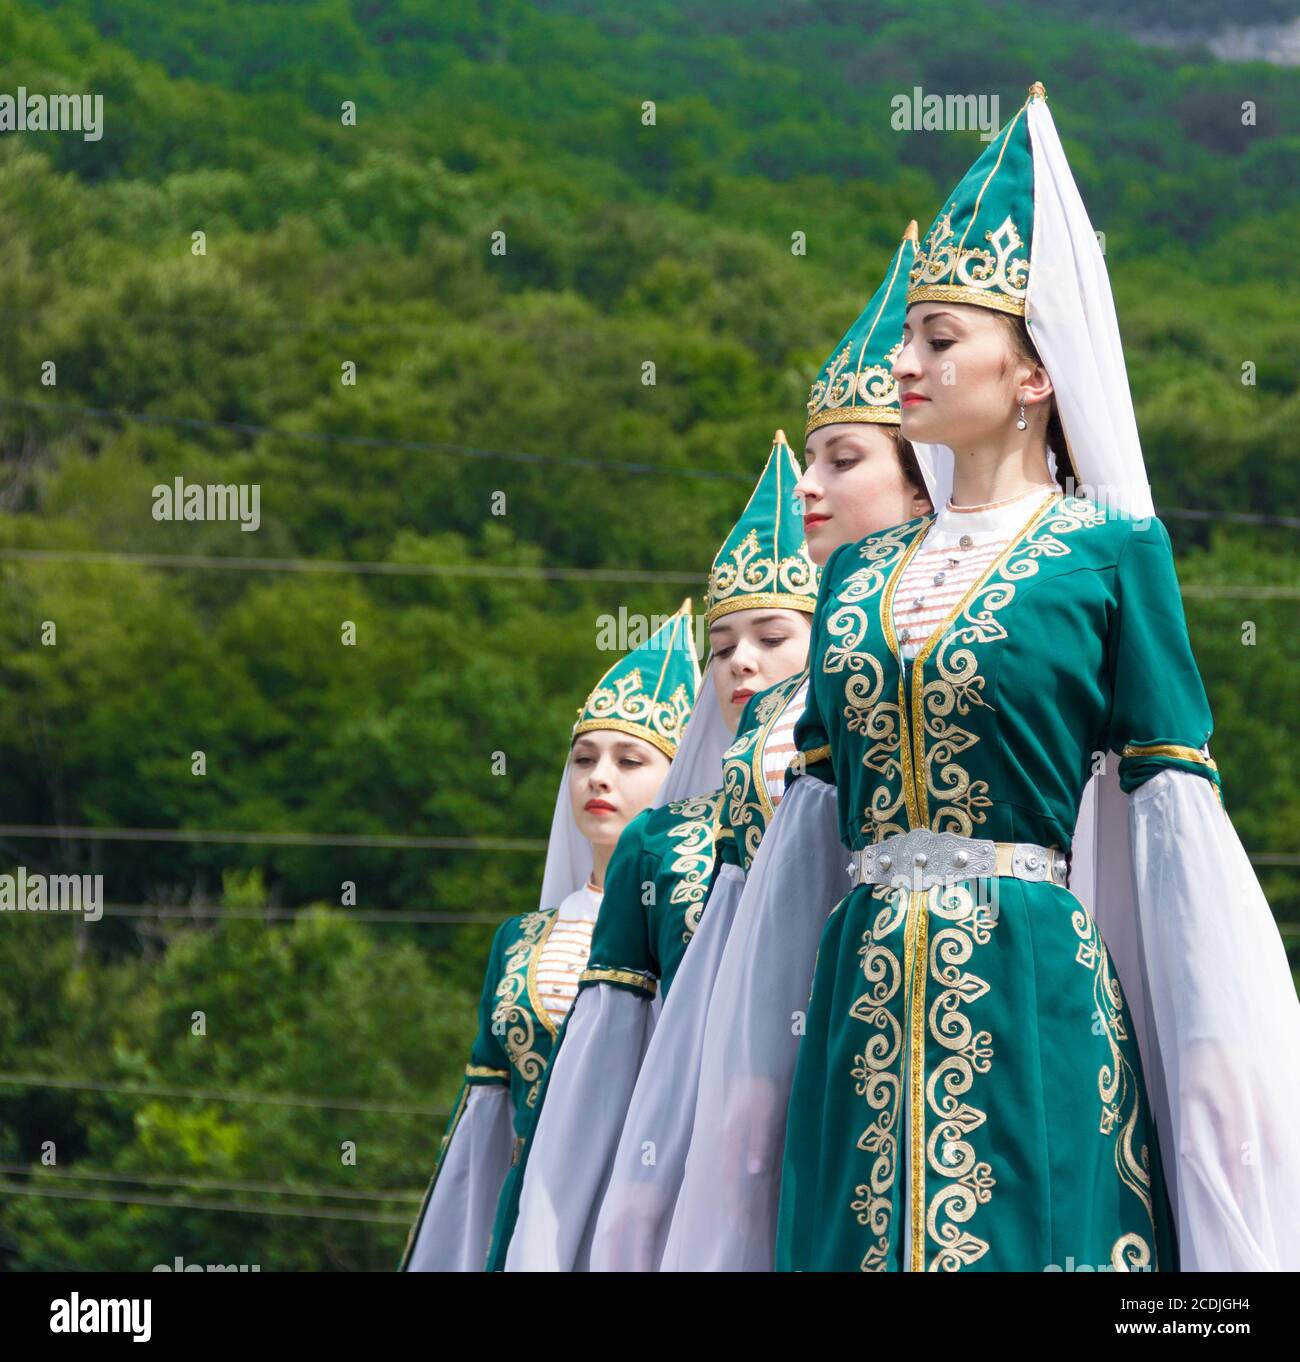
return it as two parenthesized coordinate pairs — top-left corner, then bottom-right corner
(403, 82), (1300, 1273)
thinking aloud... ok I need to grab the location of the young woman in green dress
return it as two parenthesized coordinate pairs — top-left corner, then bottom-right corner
(591, 224), (947, 1273)
(674, 82), (1299, 1274)
(488, 432), (820, 1269)
(400, 606), (695, 1270)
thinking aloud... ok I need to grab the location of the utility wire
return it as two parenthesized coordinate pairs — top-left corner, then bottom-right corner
(0, 1162), (421, 1205)
(0, 547), (700, 585)
(0, 823), (547, 852)
(3, 395), (1298, 525)
(0, 396), (752, 482)
(0, 546), (1293, 595)
(90, 904), (505, 925)
(0, 823), (1293, 864)
(0, 1180), (413, 1225)
(0, 1072), (450, 1119)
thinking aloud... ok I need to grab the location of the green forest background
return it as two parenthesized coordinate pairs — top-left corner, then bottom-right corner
(0, 0), (1295, 1270)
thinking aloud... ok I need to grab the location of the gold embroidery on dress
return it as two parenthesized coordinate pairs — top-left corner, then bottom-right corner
(1072, 902), (1157, 1259)
(923, 882), (997, 1271)
(1121, 741), (1218, 771)
(666, 790), (726, 942)
(753, 683), (792, 727)
(1111, 1232), (1152, 1272)
(493, 910), (553, 1093)
(835, 499), (1121, 1272)
(836, 508), (1096, 1270)
(465, 1064), (508, 1080)
(916, 497), (1101, 833)
(849, 884), (907, 1271)
(579, 965), (657, 996)
(830, 522), (926, 840)
(906, 890), (930, 1270)
(718, 673), (809, 886)
(752, 672), (805, 819)
(878, 522), (933, 833)
(722, 746), (762, 870)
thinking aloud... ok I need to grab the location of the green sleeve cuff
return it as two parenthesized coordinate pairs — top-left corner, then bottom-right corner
(464, 1063), (510, 1086)
(1118, 741), (1223, 801)
(577, 966), (658, 1000)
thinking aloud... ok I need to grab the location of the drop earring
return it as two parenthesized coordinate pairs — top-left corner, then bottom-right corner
(1016, 396), (1028, 430)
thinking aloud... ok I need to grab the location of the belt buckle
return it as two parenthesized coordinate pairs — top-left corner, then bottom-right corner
(863, 829), (997, 892)
(1011, 844), (1065, 884)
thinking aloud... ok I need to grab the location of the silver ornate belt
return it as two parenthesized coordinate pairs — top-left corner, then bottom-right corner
(846, 828), (1068, 892)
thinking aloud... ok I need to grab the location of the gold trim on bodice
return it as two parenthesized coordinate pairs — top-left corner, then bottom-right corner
(885, 491), (1060, 835)
(525, 911), (560, 1040)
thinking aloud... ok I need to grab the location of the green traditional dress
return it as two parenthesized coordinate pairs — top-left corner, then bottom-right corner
(774, 86), (1228, 1268)
(777, 493), (1209, 1271)
(400, 891), (595, 1271)
(401, 603), (699, 1271)
(655, 84), (1300, 1276)
(584, 668), (814, 1270)
(491, 433), (820, 1271)
(658, 219), (952, 1271)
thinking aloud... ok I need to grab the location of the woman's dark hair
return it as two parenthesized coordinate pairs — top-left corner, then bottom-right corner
(996, 312), (1077, 493)
(885, 426), (930, 505)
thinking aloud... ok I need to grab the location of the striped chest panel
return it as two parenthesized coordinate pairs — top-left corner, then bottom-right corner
(761, 676), (808, 804)
(890, 535), (1012, 659)
(533, 917), (596, 1027)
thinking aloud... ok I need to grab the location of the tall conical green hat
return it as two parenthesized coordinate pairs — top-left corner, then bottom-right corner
(805, 221), (918, 436)
(706, 430), (819, 626)
(573, 597), (699, 759)
(907, 82), (1043, 317)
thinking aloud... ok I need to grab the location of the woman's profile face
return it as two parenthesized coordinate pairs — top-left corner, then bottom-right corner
(894, 302), (1048, 452)
(707, 606), (811, 730)
(568, 730), (669, 850)
(796, 424), (929, 559)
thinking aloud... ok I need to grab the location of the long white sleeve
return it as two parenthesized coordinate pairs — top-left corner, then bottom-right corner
(1128, 768), (1300, 1270)
(404, 1085), (514, 1272)
(589, 862), (747, 1270)
(504, 982), (655, 1270)
(662, 777), (848, 1270)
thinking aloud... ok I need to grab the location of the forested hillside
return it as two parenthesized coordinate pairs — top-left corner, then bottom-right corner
(0, 0), (1295, 1268)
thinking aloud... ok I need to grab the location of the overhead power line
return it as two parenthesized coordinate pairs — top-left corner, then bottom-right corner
(0, 823), (547, 852)
(0, 1162), (421, 1205)
(0, 1179), (412, 1225)
(0, 546), (1294, 595)
(91, 904), (505, 925)
(3, 395), (1297, 526)
(0, 547), (700, 585)
(0, 822), (1294, 864)
(0, 396), (751, 482)
(0, 1071), (451, 1119)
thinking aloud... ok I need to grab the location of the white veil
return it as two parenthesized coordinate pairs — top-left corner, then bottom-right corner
(536, 755), (593, 912)
(1027, 93), (1300, 1270)
(911, 440), (952, 511)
